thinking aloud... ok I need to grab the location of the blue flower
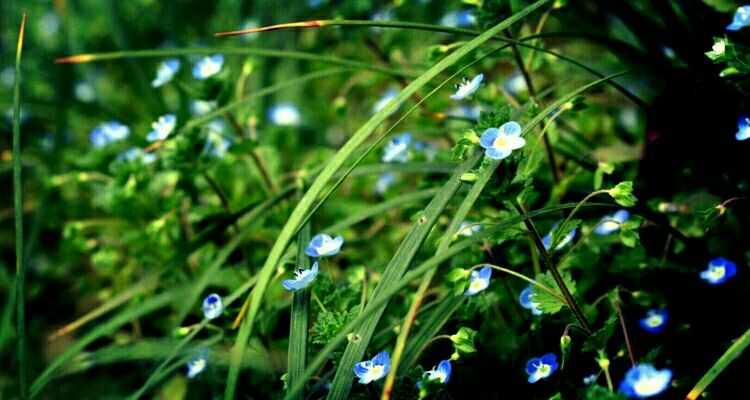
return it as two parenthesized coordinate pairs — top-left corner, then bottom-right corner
(191, 99), (217, 116)
(464, 266), (491, 296)
(186, 350), (208, 379)
(519, 286), (543, 316)
(373, 88), (399, 114)
(146, 114), (176, 142)
(202, 293), (223, 320)
(203, 121), (232, 158)
(413, 140), (437, 161)
(447, 105), (481, 121)
(239, 19), (259, 41)
(382, 133), (412, 163)
(727, 6), (750, 31)
(192, 54), (224, 79)
(700, 257), (737, 285)
(305, 233), (344, 257)
(268, 102), (301, 126)
(354, 351), (390, 384)
(504, 71), (528, 96)
(595, 209), (630, 236)
(417, 360), (452, 388)
(375, 172), (396, 196)
(583, 374), (597, 385)
(457, 221), (481, 237)
(618, 364), (672, 398)
(526, 353), (558, 383)
(119, 147), (156, 164)
(450, 74), (483, 100)
(282, 261), (319, 291)
(735, 114), (750, 141)
(90, 121), (130, 147)
(151, 58), (180, 88)
(541, 222), (577, 252)
(440, 10), (476, 28)
(639, 309), (668, 334)
(479, 121), (525, 160)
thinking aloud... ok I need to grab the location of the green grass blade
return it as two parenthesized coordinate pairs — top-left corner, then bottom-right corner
(398, 297), (464, 371)
(55, 47), (415, 78)
(30, 291), (175, 398)
(13, 14), (28, 400)
(286, 202), (607, 400)
(224, 2), (552, 398)
(327, 151), (481, 400)
(287, 222), (311, 400)
(686, 327), (750, 400)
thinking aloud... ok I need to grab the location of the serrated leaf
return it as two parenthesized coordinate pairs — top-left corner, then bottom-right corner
(551, 219), (581, 251)
(582, 318), (617, 352)
(530, 271), (576, 314)
(310, 307), (359, 345)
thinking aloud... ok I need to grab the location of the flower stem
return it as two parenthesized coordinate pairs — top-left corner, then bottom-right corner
(612, 296), (636, 367)
(469, 264), (566, 304)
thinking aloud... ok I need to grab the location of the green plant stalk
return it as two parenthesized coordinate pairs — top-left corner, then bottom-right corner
(381, 157), (500, 400)
(550, 189), (609, 249)
(287, 222), (311, 400)
(515, 202), (592, 335)
(13, 14), (28, 400)
(285, 202), (608, 400)
(479, 264), (566, 303)
(225, 3), (553, 398)
(686, 326), (750, 400)
(55, 47), (414, 78)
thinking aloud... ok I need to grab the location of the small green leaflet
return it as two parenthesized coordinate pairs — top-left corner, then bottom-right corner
(530, 271), (577, 314)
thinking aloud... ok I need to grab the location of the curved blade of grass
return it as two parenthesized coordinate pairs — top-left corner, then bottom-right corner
(54, 47), (414, 78)
(287, 222), (311, 400)
(686, 327), (750, 400)
(224, 2), (552, 399)
(31, 290), (175, 398)
(327, 150), (481, 400)
(286, 202), (607, 400)
(217, 19), (644, 108)
(12, 14), (28, 400)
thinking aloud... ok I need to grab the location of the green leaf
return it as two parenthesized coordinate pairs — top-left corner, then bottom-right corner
(582, 318), (617, 352)
(530, 271), (575, 314)
(310, 307), (360, 346)
(551, 219), (581, 251)
(585, 385), (628, 400)
(619, 229), (639, 248)
(593, 162), (614, 190)
(287, 223), (311, 400)
(607, 181), (637, 207)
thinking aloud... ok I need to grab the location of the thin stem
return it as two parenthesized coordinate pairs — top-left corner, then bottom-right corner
(311, 291), (327, 313)
(522, 106), (567, 177)
(552, 189), (609, 248)
(514, 202), (593, 335)
(504, 29), (560, 184)
(469, 264), (566, 303)
(602, 361), (614, 392)
(13, 14), (28, 400)
(422, 335), (453, 350)
(557, 219), (622, 271)
(525, 6), (554, 68)
(613, 297), (636, 367)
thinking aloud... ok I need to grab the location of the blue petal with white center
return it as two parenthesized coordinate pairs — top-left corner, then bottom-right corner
(440, 10), (476, 28)
(541, 222), (577, 252)
(417, 359), (452, 388)
(373, 88), (399, 114)
(90, 121), (130, 147)
(519, 286), (543, 316)
(457, 221), (481, 237)
(146, 114), (176, 142)
(268, 102), (301, 126)
(727, 6), (750, 31)
(186, 350), (209, 379)
(447, 104), (481, 121)
(526, 353), (559, 383)
(639, 309), (668, 334)
(595, 209), (630, 236)
(450, 74), (483, 100)
(700, 257), (737, 285)
(735, 114), (750, 141)
(119, 147), (156, 164)
(203, 120), (232, 158)
(305, 233), (344, 257)
(375, 172), (396, 196)
(151, 58), (180, 88)
(202, 293), (223, 320)
(479, 121), (525, 160)
(192, 54), (224, 79)
(618, 364), (672, 398)
(354, 351), (391, 384)
(382, 133), (412, 163)
(282, 261), (320, 291)
(504, 71), (528, 95)
(464, 266), (492, 296)
(191, 99), (217, 116)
